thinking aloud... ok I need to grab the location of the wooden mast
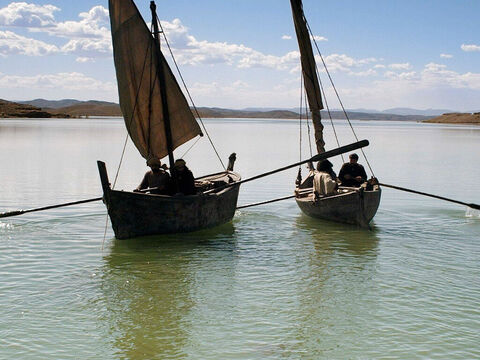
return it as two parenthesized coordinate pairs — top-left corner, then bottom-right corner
(150, 1), (176, 175)
(290, 0), (325, 154)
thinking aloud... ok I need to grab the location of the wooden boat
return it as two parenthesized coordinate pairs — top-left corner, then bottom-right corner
(290, 0), (381, 227)
(99, 0), (241, 239)
(98, 162), (240, 239)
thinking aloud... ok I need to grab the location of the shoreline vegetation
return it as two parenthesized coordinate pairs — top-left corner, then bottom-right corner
(0, 98), (479, 124)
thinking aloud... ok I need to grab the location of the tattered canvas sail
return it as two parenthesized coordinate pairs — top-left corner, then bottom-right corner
(109, 0), (202, 161)
(290, 0), (325, 153)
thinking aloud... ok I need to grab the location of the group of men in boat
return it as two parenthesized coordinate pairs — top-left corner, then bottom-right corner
(313, 153), (375, 199)
(134, 158), (196, 196)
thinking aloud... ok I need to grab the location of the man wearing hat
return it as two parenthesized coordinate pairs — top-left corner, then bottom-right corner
(172, 159), (196, 195)
(338, 153), (367, 187)
(134, 157), (172, 195)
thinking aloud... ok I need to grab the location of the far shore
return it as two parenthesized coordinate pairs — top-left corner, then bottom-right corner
(1, 98), (479, 124)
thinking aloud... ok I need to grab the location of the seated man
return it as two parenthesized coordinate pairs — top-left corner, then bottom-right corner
(135, 157), (172, 195)
(338, 153), (367, 187)
(172, 159), (196, 195)
(313, 160), (338, 198)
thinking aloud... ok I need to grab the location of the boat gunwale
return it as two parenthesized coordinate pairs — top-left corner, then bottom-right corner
(107, 170), (241, 199)
(295, 186), (381, 203)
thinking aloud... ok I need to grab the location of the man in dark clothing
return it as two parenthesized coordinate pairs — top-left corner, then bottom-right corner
(172, 159), (196, 195)
(134, 158), (172, 195)
(338, 153), (367, 187)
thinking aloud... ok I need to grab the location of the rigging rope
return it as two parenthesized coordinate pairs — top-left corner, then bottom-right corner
(316, 64), (345, 164)
(299, 74), (303, 163)
(180, 135), (202, 159)
(157, 15), (226, 170)
(112, 35), (153, 189)
(305, 90), (313, 158)
(305, 19), (375, 177)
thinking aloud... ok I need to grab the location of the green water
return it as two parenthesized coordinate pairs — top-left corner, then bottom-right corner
(0, 118), (479, 359)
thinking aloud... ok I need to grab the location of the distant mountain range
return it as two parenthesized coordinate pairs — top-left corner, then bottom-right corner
(1, 98), (478, 124)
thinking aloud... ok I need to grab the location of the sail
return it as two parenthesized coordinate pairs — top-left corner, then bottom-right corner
(109, 0), (202, 161)
(290, 0), (325, 153)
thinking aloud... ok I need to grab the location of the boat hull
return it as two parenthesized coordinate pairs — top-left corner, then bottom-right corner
(295, 187), (381, 227)
(97, 161), (240, 239)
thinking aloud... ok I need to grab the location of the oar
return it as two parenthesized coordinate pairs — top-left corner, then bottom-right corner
(204, 139), (369, 194)
(0, 197), (102, 219)
(379, 183), (480, 211)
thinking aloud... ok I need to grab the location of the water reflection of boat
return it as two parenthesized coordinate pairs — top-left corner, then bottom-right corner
(101, 223), (236, 358)
(99, 0), (241, 239)
(295, 214), (379, 256)
(290, 0), (381, 227)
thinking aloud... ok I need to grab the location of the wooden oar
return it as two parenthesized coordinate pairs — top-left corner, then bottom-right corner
(204, 139), (369, 194)
(0, 197), (102, 219)
(379, 183), (480, 211)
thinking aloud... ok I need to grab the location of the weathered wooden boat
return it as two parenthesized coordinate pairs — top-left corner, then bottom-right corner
(290, 0), (381, 227)
(100, 0), (241, 239)
(295, 187), (381, 228)
(98, 162), (240, 239)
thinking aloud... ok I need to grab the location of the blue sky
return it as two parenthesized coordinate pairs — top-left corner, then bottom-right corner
(0, 0), (479, 111)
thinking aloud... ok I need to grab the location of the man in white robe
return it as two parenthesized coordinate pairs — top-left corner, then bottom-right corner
(313, 160), (338, 198)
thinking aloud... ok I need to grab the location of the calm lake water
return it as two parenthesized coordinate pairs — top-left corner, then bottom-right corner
(0, 118), (479, 359)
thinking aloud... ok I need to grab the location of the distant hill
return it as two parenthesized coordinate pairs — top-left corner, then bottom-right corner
(424, 112), (480, 124)
(0, 99), (67, 118)
(18, 98), (82, 109)
(7, 98), (473, 122)
(195, 107), (432, 121)
(195, 107), (299, 119)
(50, 100), (122, 117)
(19, 99), (122, 116)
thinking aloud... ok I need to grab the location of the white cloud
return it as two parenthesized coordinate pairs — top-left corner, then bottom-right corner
(342, 62), (480, 109)
(349, 69), (378, 77)
(61, 38), (112, 56)
(323, 54), (378, 72)
(461, 44), (480, 52)
(189, 79), (300, 108)
(311, 35), (327, 42)
(0, 4), (111, 57)
(0, 2), (59, 27)
(0, 30), (58, 56)
(374, 64), (386, 69)
(75, 57), (94, 63)
(282, 35), (292, 40)
(44, 6), (110, 39)
(388, 63), (411, 70)
(0, 71), (115, 92)
(384, 70), (417, 80)
(440, 53), (453, 58)
(422, 62), (480, 89)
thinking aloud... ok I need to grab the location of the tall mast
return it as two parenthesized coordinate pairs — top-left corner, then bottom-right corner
(290, 0), (325, 154)
(150, 1), (176, 173)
